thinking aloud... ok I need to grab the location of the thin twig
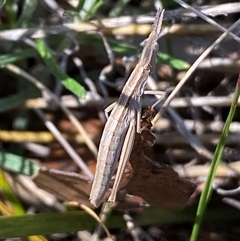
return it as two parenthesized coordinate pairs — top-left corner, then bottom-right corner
(222, 198), (240, 210)
(153, 17), (240, 125)
(23, 95), (240, 109)
(1, 4), (240, 41)
(34, 109), (93, 178)
(4, 64), (98, 167)
(173, 0), (240, 43)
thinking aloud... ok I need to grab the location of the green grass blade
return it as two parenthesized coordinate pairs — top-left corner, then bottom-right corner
(0, 169), (25, 215)
(1, 206), (239, 238)
(78, 0), (107, 20)
(35, 38), (86, 98)
(79, 35), (189, 70)
(0, 49), (37, 66)
(2, 0), (16, 28)
(109, 0), (131, 17)
(0, 211), (98, 238)
(0, 151), (40, 176)
(190, 75), (240, 241)
(157, 52), (190, 70)
(0, 170), (50, 241)
(0, 88), (40, 113)
(17, 0), (38, 27)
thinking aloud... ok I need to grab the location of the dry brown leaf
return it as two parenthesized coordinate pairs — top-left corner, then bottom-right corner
(123, 107), (196, 210)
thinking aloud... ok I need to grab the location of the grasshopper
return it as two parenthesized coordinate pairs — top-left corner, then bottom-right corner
(90, 9), (165, 207)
